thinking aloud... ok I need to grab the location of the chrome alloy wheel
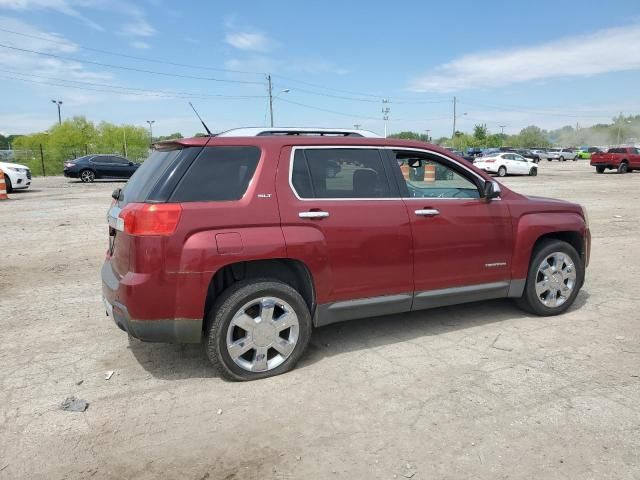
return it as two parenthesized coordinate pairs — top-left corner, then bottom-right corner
(80, 170), (95, 182)
(226, 297), (299, 372)
(535, 252), (577, 308)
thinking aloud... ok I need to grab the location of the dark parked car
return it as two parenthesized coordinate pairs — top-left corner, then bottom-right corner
(64, 154), (140, 182)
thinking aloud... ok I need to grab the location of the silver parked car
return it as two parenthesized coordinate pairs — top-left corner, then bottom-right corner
(546, 148), (578, 161)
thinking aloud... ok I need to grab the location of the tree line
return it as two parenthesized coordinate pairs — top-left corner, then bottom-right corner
(390, 114), (640, 151)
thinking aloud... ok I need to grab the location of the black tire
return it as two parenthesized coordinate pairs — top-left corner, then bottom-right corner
(573, 157), (578, 161)
(515, 239), (584, 316)
(618, 162), (628, 174)
(596, 166), (605, 174)
(547, 158), (552, 162)
(560, 156), (565, 162)
(206, 279), (312, 381)
(4, 174), (12, 193)
(498, 166), (507, 177)
(529, 167), (537, 176)
(80, 169), (95, 183)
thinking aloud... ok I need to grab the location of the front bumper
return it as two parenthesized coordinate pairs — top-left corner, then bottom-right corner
(101, 261), (202, 343)
(10, 171), (31, 189)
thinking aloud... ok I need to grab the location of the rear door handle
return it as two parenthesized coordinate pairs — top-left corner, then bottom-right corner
(415, 209), (440, 217)
(299, 211), (329, 219)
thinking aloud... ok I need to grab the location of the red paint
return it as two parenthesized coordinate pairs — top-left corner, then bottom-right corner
(591, 147), (640, 169)
(104, 136), (589, 324)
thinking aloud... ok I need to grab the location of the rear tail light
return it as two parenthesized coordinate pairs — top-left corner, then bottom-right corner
(119, 203), (182, 236)
(64, 162), (75, 168)
(484, 159), (496, 163)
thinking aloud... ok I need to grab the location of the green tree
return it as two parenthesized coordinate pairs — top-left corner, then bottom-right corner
(514, 125), (550, 148)
(388, 131), (429, 142)
(156, 132), (184, 141)
(473, 124), (488, 141)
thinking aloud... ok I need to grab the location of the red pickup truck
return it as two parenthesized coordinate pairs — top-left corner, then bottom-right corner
(102, 128), (590, 380)
(590, 147), (640, 174)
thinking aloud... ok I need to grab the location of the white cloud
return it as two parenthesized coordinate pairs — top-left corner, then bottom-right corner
(0, 0), (104, 30)
(410, 24), (640, 92)
(130, 40), (149, 49)
(225, 31), (272, 52)
(119, 18), (155, 37)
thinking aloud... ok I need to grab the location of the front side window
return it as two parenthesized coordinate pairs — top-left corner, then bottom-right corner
(393, 150), (480, 199)
(291, 148), (392, 199)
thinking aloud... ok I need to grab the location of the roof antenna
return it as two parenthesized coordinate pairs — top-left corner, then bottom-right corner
(189, 101), (212, 135)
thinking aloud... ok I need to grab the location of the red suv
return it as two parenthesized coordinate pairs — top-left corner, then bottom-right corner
(103, 130), (590, 381)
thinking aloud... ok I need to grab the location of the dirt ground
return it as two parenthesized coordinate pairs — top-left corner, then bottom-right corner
(1, 161), (639, 480)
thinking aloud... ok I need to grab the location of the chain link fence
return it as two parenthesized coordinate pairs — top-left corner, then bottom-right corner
(0, 145), (150, 176)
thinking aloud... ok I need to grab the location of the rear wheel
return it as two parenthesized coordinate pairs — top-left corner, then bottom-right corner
(515, 239), (583, 316)
(618, 162), (628, 174)
(547, 158), (552, 162)
(596, 166), (605, 174)
(498, 166), (507, 177)
(80, 169), (95, 183)
(206, 279), (312, 381)
(560, 156), (565, 162)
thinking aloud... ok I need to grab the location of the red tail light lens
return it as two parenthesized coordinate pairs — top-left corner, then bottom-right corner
(484, 159), (496, 163)
(119, 203), (182, 236)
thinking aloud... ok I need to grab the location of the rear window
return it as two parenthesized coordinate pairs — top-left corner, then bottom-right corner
(121, 149), (182, 205)
(170, 146), (260, 202)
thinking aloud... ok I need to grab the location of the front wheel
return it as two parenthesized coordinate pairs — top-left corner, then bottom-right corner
(529, 167), (537, 176)
(560, 156), (565, 162)
(596, 166), (605, 174)
(80, 169), (95, 183)
(497, 166), (507, 177)
(4, 175), (12, 193)
(515, 239), (584, 316)
(206, 279), (312, 381)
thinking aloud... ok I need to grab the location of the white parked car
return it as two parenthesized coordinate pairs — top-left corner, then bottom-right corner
(546, 148), (577, 161)
(473, 153), (538, 177)
(0, 161), (32, 192)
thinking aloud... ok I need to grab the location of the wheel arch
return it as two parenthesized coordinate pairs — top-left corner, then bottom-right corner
(203, 258), (316, 332)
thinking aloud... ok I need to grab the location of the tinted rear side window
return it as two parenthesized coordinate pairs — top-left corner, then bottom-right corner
(292, 148), (391, 199)
(171, 146), (260, 202)
(121, 149), (183, 205)
(608, 148), (625, 153)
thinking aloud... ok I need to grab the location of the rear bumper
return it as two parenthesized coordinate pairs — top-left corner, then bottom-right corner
(101, 261), (202, 343)
(63, 169), (79, 178)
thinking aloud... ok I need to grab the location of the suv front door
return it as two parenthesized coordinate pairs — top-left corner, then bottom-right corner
(277, 146), (414, 322)
(388, 148), (514, 309)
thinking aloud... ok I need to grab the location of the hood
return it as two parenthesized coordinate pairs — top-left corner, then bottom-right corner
(0, 161), (29, 170)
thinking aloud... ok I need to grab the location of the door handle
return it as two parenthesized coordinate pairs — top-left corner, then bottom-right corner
(299, 211), (329, 219)
(415, 209), (440, 217)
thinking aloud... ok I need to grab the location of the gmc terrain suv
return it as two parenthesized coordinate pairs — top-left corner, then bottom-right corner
(102, 128), (590, 381)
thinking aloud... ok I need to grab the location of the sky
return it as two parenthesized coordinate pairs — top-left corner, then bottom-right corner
(1, 0), (640, 138)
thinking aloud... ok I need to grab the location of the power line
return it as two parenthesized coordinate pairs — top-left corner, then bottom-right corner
(0, 74), (266, 100)
(0, 43), (265, 85)
(0, 26), (264, 76)
(0, 68), (267, 99)
(277, 97), (381, 120)
(462, 99), (613, 119)
(0, 28), (451, 103)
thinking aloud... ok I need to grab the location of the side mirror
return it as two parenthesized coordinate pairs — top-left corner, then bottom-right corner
(111, 188), (122, 201)
(483, 181), (501, 200)
(408, 158), (422, 168)
(128, 161), (134, 166)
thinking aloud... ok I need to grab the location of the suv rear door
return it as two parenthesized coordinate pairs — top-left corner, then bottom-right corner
(277, 145), (413, 317)
(388, 148), (514, 308)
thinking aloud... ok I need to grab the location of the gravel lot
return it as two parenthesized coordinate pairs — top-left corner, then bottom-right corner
(1, 161), (639, 479)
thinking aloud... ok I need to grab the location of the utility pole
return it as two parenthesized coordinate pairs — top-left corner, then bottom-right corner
(267, 74), (274, 127)
(353, 124), (361, 129)
(451, 96), (457, 138)
(382, 99), (390, 138)
(425, 129), (431, 142)
(123, 127), (128, 158)
(51, 99), (63, 125)
(146, 120), (155, 143)
(499, 125), (505, 135)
